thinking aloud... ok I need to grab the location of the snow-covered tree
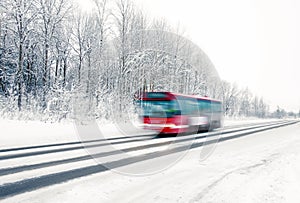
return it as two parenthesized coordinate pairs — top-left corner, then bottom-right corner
(0, 0), (273, 121)
(1, 0), (39, 110)
(37, 0), (71, 100)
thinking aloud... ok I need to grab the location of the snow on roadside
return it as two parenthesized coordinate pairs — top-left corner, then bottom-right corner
(0, 119), (77, 149)
(0, 119), (154, 149)
(223, 116), (279, 126)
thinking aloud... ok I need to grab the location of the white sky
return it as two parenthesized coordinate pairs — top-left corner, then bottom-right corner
(76, 0), (300, 112)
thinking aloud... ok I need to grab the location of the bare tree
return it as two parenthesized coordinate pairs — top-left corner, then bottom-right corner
(37, 0), (71, 100)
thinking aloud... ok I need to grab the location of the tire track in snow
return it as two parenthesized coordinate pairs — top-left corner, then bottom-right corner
(0, 121), (290, 176)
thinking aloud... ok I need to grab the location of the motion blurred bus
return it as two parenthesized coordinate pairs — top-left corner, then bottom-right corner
(136, 92), (223, 134)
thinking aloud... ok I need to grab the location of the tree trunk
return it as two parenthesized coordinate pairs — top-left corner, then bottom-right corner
(17, 42), (23, 111)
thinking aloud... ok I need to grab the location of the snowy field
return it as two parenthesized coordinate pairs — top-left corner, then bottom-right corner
(1, 118), (300, 202)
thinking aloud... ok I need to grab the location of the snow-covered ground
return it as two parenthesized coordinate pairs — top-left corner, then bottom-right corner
(0, 117), (278, 149)
(223, 116), (279, 126)
(0, 119), (153, 149)
(1, 118), (300, 202)
(0, 119), (76, 149)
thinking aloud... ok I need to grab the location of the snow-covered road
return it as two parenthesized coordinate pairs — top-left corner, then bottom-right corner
(0, 119), (300, 202)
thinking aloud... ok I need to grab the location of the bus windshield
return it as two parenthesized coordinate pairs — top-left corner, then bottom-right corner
(136, 100), (180, 118)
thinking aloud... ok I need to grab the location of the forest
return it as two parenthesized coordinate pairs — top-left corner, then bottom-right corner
(0, 0), (276, 122)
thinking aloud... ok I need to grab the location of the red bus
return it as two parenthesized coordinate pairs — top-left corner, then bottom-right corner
(136, 92), (223, 134)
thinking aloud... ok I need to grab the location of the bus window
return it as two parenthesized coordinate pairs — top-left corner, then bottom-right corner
(198, 99), (211, 113)
(176, 97), (198, 115)
(211, 101), (222, 113)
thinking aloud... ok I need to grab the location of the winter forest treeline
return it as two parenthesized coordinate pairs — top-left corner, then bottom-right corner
(0, 0), (289, 121)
